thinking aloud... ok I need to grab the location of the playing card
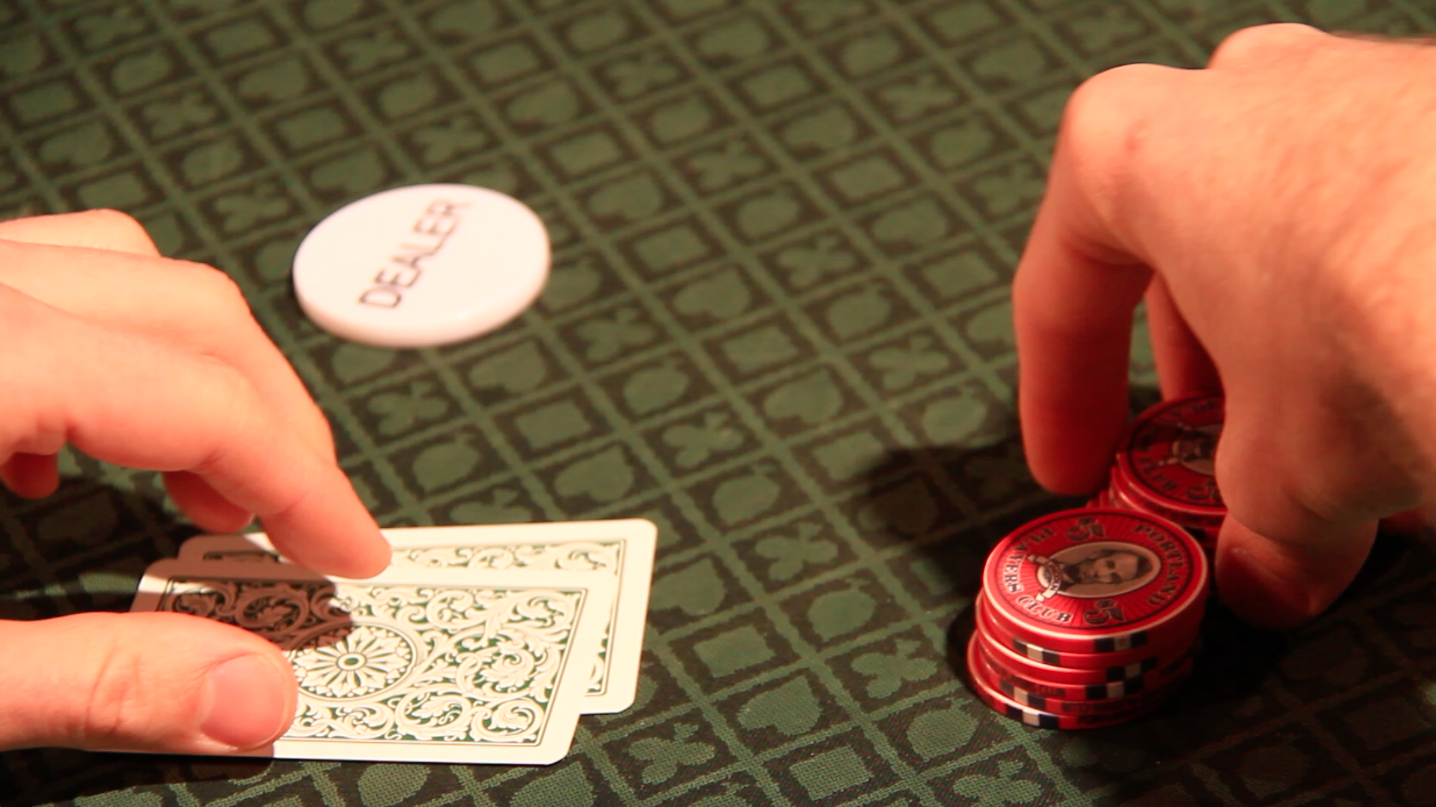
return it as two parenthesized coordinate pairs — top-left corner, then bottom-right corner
(133, 559), (615, 764)
(177, 519), (657, 714)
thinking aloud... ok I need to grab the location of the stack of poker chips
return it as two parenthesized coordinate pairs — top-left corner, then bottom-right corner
(1090, 395), (1227, 551)
(968, 508), (1210, 728)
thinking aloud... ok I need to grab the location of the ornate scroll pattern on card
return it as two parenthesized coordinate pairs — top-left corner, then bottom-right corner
(393, 540), (624, 696)
(392, 540), (623, 573)
(160, 578), (587, 745)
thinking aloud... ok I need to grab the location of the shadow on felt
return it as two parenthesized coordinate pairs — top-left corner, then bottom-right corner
(0, 475), (358, 806)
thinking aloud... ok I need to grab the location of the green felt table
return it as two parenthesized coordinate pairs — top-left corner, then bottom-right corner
(3, 0), (1436, 805)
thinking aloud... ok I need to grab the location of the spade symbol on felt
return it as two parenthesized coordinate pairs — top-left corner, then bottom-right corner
(542, 257), (603, 311)
(238, 59), (311, 103)
(305, 0), (366, 29)
(1239, 739), (1311, 800)
(695, 16), (771, 62)
(111, 50), (172, 94)
(450, 488), (534, 525)
(971, 39), (1048, 85)
(468, 342), (549, 395)
(930, 120), (995, 169)
(738, 677), (820, 737)
(884, 474), (962, 540)
(649, 557), (726, 616)
(871, 198), (949, 247)
(426, 1), (502, 38)
(763, 371), (843, 424)
(920, 392), (990, 445)
(735, 192), (800, 240)
(411, 437), (481, 492)
(825, 285), (891, 340)
(907, 704), (978, 761)
(711, 466), (781, 526)
(506, 80), (581, 128)
(39, 121), (114, 169)
(781, 105), (857, 153)
(378, 75), (441, 120)
(650, 95), (714, 144)
(567, 10), (629, 53)
(623, 362), (690, 415)
(309, 149), (387, 195)
(332, 343), (398, 384)
(357, 766), (428, 807)
(511, 764), (596, 807)
(588, 173), (664, 221)
(807, 584), (876, 641)
(879, 74), (959, 120)
(554, 446), (635, 503)
(950, 760), (1043, 805)
(673, 269), (751, 320)
(688, 784), (754, 807)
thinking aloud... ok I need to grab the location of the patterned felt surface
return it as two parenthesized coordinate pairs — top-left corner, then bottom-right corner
(4, 0), (1436, 805)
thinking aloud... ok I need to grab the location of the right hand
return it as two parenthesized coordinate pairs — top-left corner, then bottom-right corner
(1013, 25), (1436, 630)
(0, 210), (390, 755)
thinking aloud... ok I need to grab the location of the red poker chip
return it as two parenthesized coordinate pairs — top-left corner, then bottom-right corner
(977, 592), (1201, 670)
(1106, 479), (1219, 550)
(976, 629), (1174, 686)
(981, 508), (1209, 654)
(965, 634), (1156, 729)
(981, 648), (1193, 716)
(1113, 396), (1226, 528)
(974, 633), (1196, 701)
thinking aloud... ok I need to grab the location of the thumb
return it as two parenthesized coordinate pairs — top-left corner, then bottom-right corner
(0, 611), (296, 753)
(1215, 514), (1375, 630)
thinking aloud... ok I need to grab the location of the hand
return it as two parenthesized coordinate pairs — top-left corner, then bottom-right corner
(0, 211), (389, 754)
(1014, 25), (1436, 630)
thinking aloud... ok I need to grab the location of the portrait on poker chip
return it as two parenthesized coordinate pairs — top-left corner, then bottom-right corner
(1031, 542), (1160, 598)
(1170, 424), (1221, 476)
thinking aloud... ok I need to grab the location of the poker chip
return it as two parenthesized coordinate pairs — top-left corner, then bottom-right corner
(980, 508), (1209, 654)
(965, 400), (1225, 729)
(976, 627), (1168, 686)
(1111, 396), (1226, 534)
(987, 657), (1191, 717)
(976, 593), (1198, 670)
(965, 634), (1158, 729)
(973, 634), (1194, 701)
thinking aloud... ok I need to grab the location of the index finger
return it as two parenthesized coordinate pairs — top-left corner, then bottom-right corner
(1013, 70), (1164, 494)
(0, 284), (389, 578)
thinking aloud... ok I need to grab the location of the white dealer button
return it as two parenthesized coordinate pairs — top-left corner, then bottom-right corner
(293, 184), (549, 348)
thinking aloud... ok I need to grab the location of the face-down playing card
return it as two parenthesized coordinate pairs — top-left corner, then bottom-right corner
(177, 519), (657, 714)
(133, 560), (615, 764)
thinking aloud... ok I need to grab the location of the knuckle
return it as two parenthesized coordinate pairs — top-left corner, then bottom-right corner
(188, 265), (250, 311)
(77, 209), (160, 255)
(1209, 23), (1322, 69)
(70, 616), (160, 746)
(1059, 63), (1172, 226)
(183, 266), (261, 337)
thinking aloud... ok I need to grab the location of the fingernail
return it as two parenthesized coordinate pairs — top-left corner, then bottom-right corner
(200, 655), (291, 749)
